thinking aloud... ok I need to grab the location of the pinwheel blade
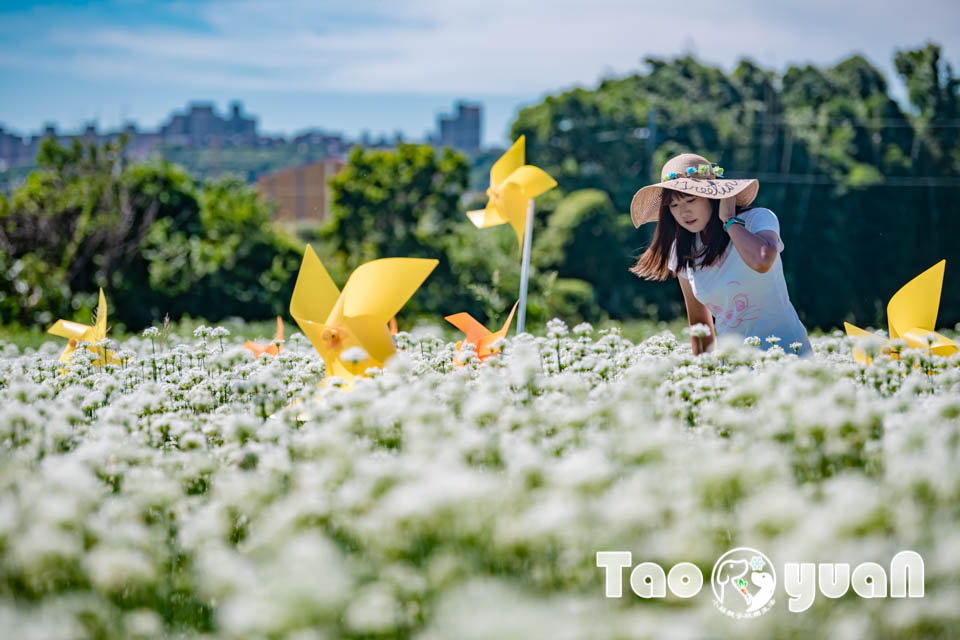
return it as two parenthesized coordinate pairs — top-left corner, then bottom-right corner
(490, 136), (526, 187)
(243, 317), (283, 357)
(506, 165), (558, 200)
(94, 288), (108, 338)
(466, 204), (509, 229)
(844, 321), (883, 363)
(902, 328), (958, 356)
(244, 341), (271, 357)
(295, 318), (334, 367)
(290, 245), (341, 327)
(445, 312), (491, 349)
(329, 359), (360, 381)
(343, 315), (396, 366)
(887, 260), (944, 340)
(501, 181), (530, 246)
(489, 300), (521, 345)
(843, 322), (876, 340)
(47, 319), (92, 340)
(341, 258), (438, 322)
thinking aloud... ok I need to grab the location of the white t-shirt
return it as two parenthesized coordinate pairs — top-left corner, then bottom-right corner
(668, 208), (812, 356)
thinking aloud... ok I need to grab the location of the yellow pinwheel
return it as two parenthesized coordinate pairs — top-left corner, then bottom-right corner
(47, 288), (120, 365)
(290, 245), (437, 382)
(466, 135), (557, 247)
(445, 300), (519, 364)
(844, 260), (957, 363)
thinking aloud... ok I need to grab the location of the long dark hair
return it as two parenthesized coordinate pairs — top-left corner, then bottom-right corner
(630, 190), (747, 281)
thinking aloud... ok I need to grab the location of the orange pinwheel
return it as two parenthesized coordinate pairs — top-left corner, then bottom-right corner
(244, 316), (284, 357)
(445, 300), (519, 364)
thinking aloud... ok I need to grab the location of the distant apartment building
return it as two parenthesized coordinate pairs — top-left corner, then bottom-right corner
(160, 101), (258, 147)
(291, 130), (350, 157)
(0, 121), (129, 169)
(256, 159), (344, 224)
(0, 126), (31, 169)
(432, 101), (482, 154)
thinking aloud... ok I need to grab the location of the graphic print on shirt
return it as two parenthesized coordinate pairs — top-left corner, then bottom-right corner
(706, 281), (758, 331)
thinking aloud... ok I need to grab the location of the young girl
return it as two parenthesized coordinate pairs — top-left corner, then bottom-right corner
(629, 153), (813, 357)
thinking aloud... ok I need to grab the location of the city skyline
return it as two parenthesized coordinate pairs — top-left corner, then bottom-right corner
(2, 1), (959, 146)
(0, 98), (481, 147)
(0, 99), (484, 174)
(0, 93), (502, 150)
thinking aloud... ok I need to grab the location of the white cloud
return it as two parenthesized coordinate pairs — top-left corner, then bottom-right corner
(9, 0), (958, 95)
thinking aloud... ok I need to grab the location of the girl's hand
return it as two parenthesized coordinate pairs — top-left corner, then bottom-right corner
(718, 196), (736, 222)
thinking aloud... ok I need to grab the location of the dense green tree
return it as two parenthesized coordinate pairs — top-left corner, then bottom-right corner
(322, 144), (468, 265)
(534, 189), (643, 319)
(316, 143), (475, 320)
(0, 137), (300, 328)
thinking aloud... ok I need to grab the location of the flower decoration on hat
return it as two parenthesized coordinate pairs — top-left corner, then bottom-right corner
(662, 163), (724, 182)
(633, 154), (755, 228)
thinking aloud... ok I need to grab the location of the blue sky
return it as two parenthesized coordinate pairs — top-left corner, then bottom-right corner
(2, 0), (959, 146)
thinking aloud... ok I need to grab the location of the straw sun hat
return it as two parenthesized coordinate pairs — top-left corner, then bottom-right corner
(629, 153), (759, 228)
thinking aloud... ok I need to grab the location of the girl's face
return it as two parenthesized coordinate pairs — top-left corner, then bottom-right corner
(668, 192), (713, 233)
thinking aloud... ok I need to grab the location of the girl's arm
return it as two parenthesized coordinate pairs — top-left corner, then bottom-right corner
(727, 227), (779, 273)
(678, 276), (715, 355)
(719, 197), (778, 273)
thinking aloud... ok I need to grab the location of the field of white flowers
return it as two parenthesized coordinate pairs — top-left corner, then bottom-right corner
(1, 320), (959, 640)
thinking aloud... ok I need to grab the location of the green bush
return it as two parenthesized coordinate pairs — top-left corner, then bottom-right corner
(0, 137), (300, 329)
(535, 189), (651, 320)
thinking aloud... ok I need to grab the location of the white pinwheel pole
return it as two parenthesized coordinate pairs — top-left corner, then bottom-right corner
(516, 199), (535, 335)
